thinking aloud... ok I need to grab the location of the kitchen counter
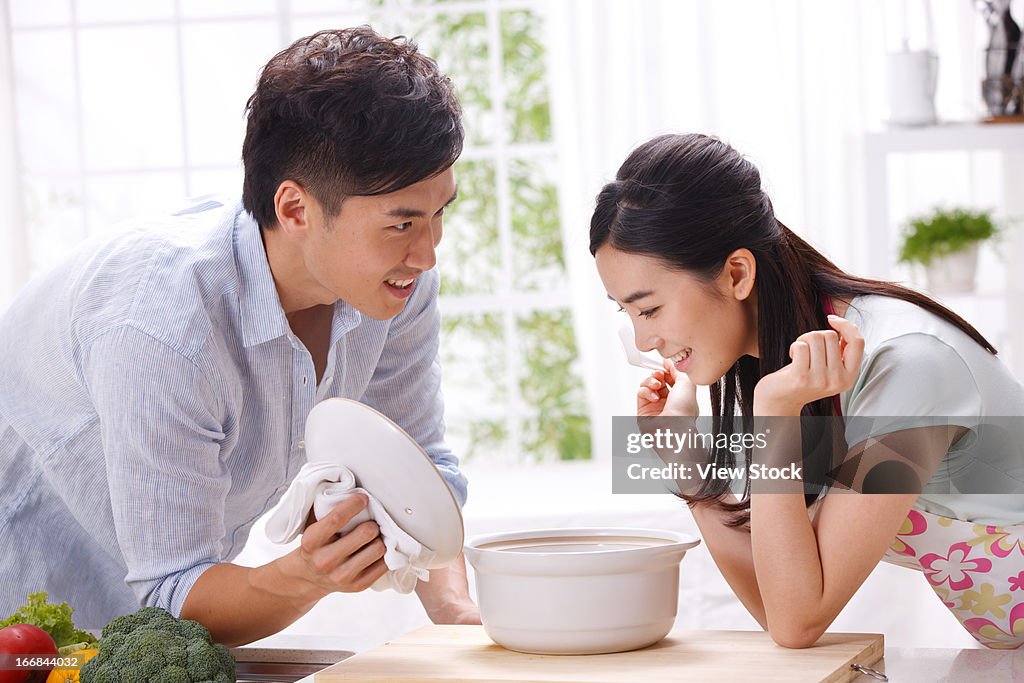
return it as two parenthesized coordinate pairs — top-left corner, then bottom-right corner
(233, 634), (354, 683)
(872, 647), (1023, 680)
(264, 630), (1015, 683)
(293, 647), (1020, 683)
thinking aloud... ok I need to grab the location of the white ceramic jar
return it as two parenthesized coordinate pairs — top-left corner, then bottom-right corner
(464, 527), (700, 655)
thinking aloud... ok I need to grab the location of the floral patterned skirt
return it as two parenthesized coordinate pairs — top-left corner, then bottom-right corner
(884, 508), (1024, 649)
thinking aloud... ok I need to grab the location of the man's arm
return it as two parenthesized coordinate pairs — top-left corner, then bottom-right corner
(359, 269), (467, 505)
(184, 502), (481, 646)
(415, 554), (480, 624)
(358, 269), (477, 622)
(85, 329), (398, 645)
(182, 495), (388, 647)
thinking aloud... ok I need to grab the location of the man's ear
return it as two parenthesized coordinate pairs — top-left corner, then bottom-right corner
(725, 248), (756, 301)
(273, 180), (312, 237)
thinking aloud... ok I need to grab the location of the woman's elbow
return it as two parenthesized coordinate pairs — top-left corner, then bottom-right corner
(767, 623), (826, 649)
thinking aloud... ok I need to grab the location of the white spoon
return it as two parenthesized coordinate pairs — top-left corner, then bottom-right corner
(618, 324), (666, 372)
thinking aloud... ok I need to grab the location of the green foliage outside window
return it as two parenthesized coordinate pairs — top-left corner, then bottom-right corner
(383, 11), (495, 147)
(517, 311), (590, 461)
(384, 1), (590, 463)
(501, 9), (552, 143)
(510, 157), (564, 291)
(437, 160), (499, 296)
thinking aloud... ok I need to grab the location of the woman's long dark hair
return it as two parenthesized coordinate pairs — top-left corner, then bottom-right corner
(590, 133), (996, 525)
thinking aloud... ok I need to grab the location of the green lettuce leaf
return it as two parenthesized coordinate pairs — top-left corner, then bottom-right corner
(0, 591), (97, 647)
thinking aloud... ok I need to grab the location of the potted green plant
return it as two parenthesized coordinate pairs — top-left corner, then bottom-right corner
(897, 206), (1001, 294)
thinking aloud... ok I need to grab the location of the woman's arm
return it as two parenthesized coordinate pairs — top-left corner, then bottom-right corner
(637, 364), (769, 627)
(749, 490), (918, 647)
(749, 420), (962, 646)
(688, 501), (767, 629)
(747, 316), (955, 647)
(693, 425), (953, 647)
(634, 337), (946, 646)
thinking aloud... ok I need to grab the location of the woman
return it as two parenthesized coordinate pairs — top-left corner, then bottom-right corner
(590, 133), (1024, 649)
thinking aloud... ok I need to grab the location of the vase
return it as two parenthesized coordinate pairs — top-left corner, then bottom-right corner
(886, 50), (939, 126)
(924, 243), (979, 294)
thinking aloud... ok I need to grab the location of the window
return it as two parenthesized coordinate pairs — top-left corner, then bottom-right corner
(6, 0), (590, 463)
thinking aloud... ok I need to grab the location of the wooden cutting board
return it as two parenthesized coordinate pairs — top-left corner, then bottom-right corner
(315, 625), (883, 683)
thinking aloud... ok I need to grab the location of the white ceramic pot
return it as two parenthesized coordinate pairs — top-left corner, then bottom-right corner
(886, 50), (938, 126)
(464, 527), (701, 655)
(924, 243), (979, 294)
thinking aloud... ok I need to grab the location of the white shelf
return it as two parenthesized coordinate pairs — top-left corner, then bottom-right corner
(862, 121), (1024, 379)
(866, 121), (1024, 154)
(863, 121), (1024, 280)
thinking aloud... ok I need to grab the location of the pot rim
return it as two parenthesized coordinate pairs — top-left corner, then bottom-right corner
(465, 526), (700, 557)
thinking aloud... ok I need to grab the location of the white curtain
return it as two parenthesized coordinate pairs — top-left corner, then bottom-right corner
(543, 1), (994, 648)
(546, 0), (989, 455)
(1, 0), (28, 310)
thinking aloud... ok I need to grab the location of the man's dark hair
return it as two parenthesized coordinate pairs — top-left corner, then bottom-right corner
(242, 26), (464, 228)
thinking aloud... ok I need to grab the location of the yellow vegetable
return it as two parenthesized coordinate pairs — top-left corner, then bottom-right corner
(45, 648), (98, 683)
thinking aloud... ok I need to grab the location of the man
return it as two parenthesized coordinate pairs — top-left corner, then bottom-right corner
(0, 26), (478, 646)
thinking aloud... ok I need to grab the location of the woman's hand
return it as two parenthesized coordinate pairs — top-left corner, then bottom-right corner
(637, 360), (699, 417)
(753, 315), (865, 416)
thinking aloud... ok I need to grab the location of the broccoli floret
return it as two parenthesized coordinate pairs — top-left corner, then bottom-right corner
(186, 639), (225, 679)
(151, 666), (191, 683)
(87, 668), (120, 683)
(164, 642), (189, 668)
(81, 607), (236, 683)
(100, 606), (179, 637)
(213, 643), (235, 679)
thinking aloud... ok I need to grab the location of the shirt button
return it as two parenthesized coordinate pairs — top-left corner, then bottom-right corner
(298, 440), (305, 450)
(323, 376), (333, 386)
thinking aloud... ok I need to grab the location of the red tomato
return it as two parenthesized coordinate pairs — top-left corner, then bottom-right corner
(0, 624), (58, 683)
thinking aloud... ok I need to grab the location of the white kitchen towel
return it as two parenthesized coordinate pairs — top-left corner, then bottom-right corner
(265, 461), (435, 593)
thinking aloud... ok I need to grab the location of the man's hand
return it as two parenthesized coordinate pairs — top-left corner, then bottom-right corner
(291, 494), (389, 597)
(183, 494), (389, 647)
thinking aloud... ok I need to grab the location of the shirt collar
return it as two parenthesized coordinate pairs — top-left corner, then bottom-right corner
(330, 298), (363, 344)
(233, 203), (363, 349)
(233, 204), (291, 348)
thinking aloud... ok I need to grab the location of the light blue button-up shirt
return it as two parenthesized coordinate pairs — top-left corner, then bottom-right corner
(0, 198), (467, 628)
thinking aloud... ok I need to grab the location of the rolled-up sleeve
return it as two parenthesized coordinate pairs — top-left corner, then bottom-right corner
(83, 324), (229, 617)
(360, 269), (468, 507)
